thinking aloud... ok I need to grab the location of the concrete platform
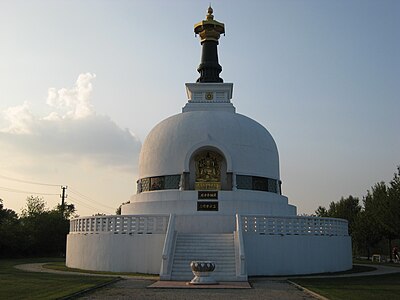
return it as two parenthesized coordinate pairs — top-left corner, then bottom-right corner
(148, 280), (251, 289)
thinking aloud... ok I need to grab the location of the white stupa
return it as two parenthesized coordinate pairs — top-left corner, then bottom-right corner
(66, 7), (351, 280)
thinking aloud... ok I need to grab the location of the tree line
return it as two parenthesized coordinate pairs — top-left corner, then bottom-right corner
(315, 166), (400, 260)
(0, 196), (76, 257)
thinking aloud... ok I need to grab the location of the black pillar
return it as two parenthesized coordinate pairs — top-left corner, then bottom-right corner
(197, 40), (223, 83)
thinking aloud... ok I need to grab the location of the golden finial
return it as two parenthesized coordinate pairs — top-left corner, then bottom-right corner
(206, 5), (214, 20)
(194, 6), (225, 43)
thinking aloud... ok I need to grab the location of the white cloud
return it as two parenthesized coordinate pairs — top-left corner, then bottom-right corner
(1, 101), (36, 134)
(46, 72), (96, 119)
(0, 73), (141, 173)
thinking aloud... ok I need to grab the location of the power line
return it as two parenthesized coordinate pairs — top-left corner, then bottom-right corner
(0, 174), (60, 187)
(0, 181), (114, 215)
(0, 174), (118, 214)
(68, 188), (98, 202)
(69, 188), (116, 210)
(68, 196), (112, 214)
(0, 186), (59, 196)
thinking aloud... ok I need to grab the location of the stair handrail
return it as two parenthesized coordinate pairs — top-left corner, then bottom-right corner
(235, 213), (246, 277)
(160, 213), (176, 279)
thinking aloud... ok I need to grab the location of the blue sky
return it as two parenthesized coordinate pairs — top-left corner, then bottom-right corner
(0, 0), (399, 216)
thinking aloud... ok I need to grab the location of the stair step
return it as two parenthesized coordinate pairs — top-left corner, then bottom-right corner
(175, 243), (234, 250)
(171, 270), (236, 274)
(176, 243), (233, 245)
(175, 246), (234, 250)
(176, 244), (232, 246)
(172, 271), (236, 275)
(176, 241), (233, 244)
(177, 238), (233, 240)
(175, 247), (232, 250)
(174, 253), (235, 256)
(173, 262), (235, 264)
(170, 276), (238, 280)
(175, 251), (233, 254)
(172, 264), (235, 269)
(178, 234), (233, 237)
(177, 240), (233, 243)
(175, 251), (234, 253)
(173, 266), (234, 270)
(168, 233), (239, 281)
(172, 270), (236, 274)
(173, 258), (235, 261)
(171, 273), (236, 278)
(172, 266), (235, 270)
(173, 258), (235, 262)
(176, 240), (233, 243)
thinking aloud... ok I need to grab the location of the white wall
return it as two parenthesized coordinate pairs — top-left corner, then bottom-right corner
(244, 234), (352, 275)
(123, 190), (296, 216)
(66, 216), (352, 276)
(66, 233), (165, 274)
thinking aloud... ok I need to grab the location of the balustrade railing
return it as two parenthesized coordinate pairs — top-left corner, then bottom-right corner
(69, 215), (169, 234)
(235, 214), (247, 279)
(241, 215), (348, 236)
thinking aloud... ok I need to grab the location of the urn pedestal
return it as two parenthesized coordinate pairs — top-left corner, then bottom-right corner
(189, 261), (218, 285)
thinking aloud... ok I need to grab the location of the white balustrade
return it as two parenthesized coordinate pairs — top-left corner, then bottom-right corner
(160, 214), (176, 280)
(235, 214), (247, 279)
(241, 215), (348, 236)
(69, 215), (169, 234)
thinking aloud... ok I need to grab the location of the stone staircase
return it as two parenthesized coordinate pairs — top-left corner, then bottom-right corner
(170, 233), (237, 281)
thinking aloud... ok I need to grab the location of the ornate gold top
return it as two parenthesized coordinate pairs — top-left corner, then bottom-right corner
(194, 5), (225, 43)
(206, 6), (214, 20)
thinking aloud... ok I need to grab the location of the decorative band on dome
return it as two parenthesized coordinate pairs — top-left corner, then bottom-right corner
(236, 175), (281, 194)
(137, 175), (181, 193)
(137, 173), (281, 195)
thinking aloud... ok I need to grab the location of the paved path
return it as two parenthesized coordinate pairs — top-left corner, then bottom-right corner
(78, 278), (316, 300)
(14, 263), (400, 300)
(14, 263), (316, 299)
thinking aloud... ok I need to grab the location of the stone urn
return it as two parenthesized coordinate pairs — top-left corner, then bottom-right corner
(189, 261), (218, 285)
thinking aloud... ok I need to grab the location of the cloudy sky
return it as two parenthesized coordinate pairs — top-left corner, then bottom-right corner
(0, 0), (399, 216)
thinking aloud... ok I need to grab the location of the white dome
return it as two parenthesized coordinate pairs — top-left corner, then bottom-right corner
(138, 110), (280, 180)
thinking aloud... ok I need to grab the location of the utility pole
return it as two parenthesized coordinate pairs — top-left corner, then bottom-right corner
(60, 186), (68, 216)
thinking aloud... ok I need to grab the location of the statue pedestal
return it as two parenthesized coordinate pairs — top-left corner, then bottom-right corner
(189, 261), (218, 285)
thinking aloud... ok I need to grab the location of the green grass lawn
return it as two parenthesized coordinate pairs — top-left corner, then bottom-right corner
(0, 258), (117, 300)
(292, 272), (400, 300)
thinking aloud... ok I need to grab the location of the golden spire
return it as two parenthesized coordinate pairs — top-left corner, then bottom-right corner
(206, 5), (214, 20)
(194, 5), (225, 43)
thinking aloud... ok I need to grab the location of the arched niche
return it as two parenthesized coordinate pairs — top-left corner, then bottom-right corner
(187, 147), (232, 191)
